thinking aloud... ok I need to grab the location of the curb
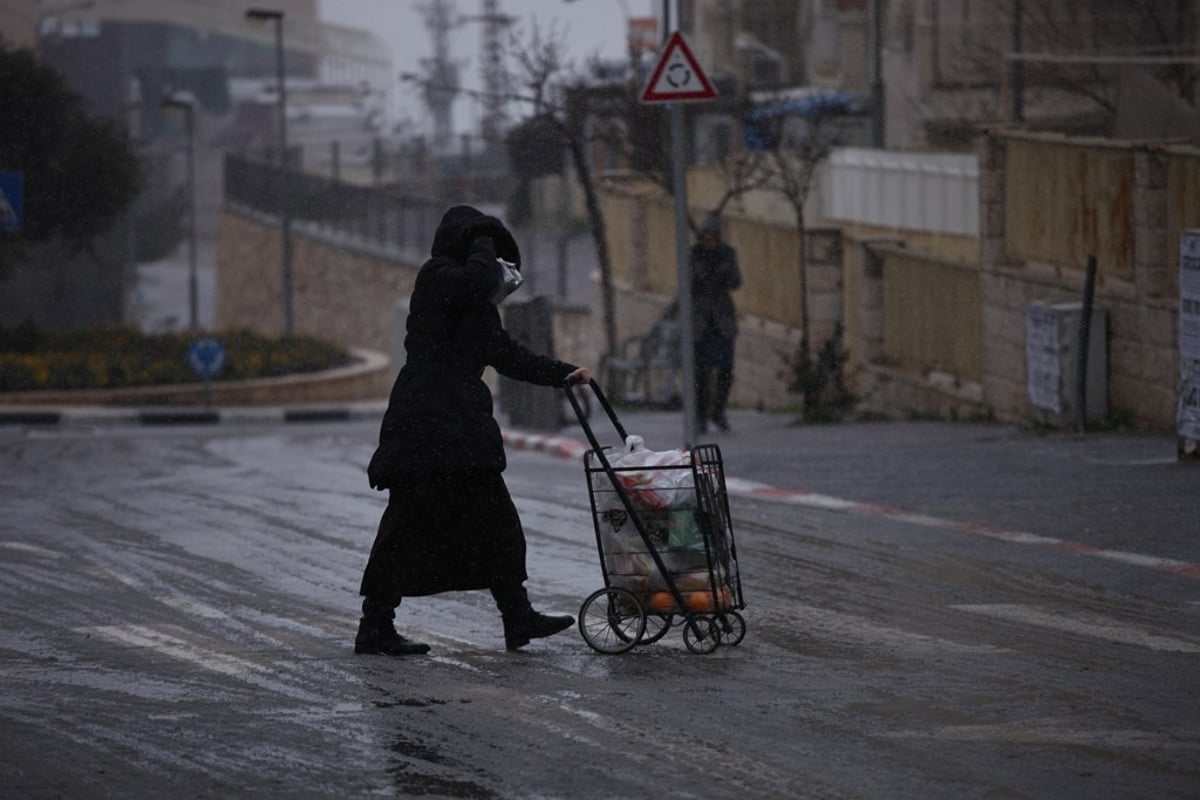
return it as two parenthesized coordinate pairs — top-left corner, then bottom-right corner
(501, 430), (590, 462)
(0, 402), (389, 428)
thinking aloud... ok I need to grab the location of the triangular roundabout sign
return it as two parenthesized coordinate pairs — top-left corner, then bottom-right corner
(640, 31), (718, 104)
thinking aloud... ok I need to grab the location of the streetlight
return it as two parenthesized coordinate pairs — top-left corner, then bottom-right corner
(245, 7), (293, 337)
(161, 91), (199, 330)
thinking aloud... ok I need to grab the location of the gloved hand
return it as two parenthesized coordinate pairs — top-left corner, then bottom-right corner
(461, 215), (521, 268)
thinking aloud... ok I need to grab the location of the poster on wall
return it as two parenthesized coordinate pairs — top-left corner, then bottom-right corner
(1026, 303), (1061, 414)
(1178, 229), (1200, 440)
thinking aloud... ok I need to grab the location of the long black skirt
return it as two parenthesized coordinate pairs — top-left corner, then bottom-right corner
(358, 472), (527, 601)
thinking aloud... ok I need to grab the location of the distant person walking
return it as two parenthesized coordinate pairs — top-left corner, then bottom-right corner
(689, 215), (741, 433)
(356, 205), (591, 656)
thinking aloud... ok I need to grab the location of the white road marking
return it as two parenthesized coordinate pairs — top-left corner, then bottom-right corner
(952, 604), (1200, 653)
(884, 723), (1200, 748)
(84, 624), (268, 678)
(0, 541), (66, 560)
(79, 624), (327, 702)
(154, 596), (228, 619)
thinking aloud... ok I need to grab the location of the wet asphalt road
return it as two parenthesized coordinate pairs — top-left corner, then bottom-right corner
(1, 419), (1198, 799)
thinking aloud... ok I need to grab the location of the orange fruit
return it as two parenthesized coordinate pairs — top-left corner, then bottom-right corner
(646, 592), (680, 614)
(684, 587), (732, 612)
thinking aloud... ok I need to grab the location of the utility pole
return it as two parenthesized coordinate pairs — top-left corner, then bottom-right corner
(1011, 0), (1025, 123)
(245, 8), (293, 337)
(871, 0), (885, 147)
(161, 93), (198, 330)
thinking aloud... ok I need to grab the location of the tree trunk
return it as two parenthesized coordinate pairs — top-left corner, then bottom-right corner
(566, 135), (618, 394)
(796, 207), (810, 366)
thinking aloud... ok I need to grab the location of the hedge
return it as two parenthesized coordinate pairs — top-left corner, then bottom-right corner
(0, 323), (353, 392)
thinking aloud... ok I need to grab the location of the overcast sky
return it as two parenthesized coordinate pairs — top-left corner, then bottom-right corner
(317, 0), (658, 136)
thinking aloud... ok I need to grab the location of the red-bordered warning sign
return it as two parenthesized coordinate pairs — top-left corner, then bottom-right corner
(640, 31), (718, 103)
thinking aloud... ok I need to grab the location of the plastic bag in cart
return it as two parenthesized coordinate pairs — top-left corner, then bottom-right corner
(592, 435), (694, 512)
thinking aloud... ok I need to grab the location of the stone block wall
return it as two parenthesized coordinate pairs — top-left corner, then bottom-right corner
(975, 131), (1185, 430)
(217, 210), (421, 354)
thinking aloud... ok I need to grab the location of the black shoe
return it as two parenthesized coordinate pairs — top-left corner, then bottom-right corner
(503, 611), (575, 651)
(714, 415), (730, 433)
(354, 620), (431, 656)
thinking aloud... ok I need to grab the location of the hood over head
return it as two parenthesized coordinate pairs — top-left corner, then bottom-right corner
(698, 214), (722, 240)
(431, 204), (485, 260)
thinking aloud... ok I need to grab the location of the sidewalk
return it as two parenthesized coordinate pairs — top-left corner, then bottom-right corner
(508, 404), (1200, 581)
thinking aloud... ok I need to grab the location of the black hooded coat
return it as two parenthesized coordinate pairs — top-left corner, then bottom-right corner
(360, 205), (578, 599)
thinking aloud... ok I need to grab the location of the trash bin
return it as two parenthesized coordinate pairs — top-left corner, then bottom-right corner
(501, 296), (560, 431)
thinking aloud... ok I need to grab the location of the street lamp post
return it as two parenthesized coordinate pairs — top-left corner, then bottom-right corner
(245, 7), (293, 337)
(161, 92), (198, 330)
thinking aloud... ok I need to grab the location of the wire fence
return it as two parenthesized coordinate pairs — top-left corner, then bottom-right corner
(223, 153), (440, 256)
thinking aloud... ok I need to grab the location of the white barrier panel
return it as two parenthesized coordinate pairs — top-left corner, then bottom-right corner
(826, 147), (979, 236)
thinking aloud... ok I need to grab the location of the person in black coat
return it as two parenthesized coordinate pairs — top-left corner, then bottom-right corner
(689, 215), (741, 433)
(357, 205), (591, 656)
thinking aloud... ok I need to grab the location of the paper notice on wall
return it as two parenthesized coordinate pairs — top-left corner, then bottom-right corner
(1179, 360), (1200, 439)
(1181, 230), (1200, 360)
(1179, 230), (1200, 438)
(1026, 304), (1061, 413)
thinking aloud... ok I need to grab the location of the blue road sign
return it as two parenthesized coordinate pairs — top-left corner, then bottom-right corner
(0, 172), (23, 232)
(188, 337), (226, 380)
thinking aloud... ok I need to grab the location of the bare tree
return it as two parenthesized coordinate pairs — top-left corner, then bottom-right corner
(749, 91), (853, 414)
(909, 0), (1200, 143)
(505, 22), (621, 390)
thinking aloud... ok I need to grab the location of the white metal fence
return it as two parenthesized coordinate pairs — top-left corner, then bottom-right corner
(825, 147), (979, 236)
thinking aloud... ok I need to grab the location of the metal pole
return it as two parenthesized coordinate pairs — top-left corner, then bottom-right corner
(184, 104), (197, 330)
(663, 0), (694, 447)
(1075, 255), (1097, 434)
(871, 0), (885, 147)
(273, 16), (294, 337)
(672, 104), (696, 447)
(162, 94), (198, 330)
(1011, 0), (1024, 123)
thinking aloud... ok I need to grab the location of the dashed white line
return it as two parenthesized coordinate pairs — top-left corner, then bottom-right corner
(952, 604), (1200, 653)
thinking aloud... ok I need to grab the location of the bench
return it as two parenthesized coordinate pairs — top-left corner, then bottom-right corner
(603, 313), (683, 409)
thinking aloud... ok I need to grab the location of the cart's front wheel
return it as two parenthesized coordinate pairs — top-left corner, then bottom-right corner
(716, 611), (746, 646)
(579, 588), (646, 654)
(683, 615), (721, 654)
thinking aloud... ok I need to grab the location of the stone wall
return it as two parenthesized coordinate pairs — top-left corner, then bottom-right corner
(216, 209), (422, 353)
(976, 131), (1187, 429)
(217, 209), (600, 401)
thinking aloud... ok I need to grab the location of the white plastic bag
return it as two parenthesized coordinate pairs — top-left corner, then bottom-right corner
(595, 435), (693, 512)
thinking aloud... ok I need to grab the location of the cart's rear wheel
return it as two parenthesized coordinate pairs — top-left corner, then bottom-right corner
(579, 588), (646, 654)
(682, 615), (721, 654)
(716, 611), (746, 646)
(638, 613), (672, 645)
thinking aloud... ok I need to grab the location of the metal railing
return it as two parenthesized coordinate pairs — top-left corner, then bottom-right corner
(224, 153), (440, 256)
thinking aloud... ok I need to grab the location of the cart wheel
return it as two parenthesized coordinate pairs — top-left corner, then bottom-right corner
(716, 611), (746, 646)
(637, 614), (672, 645)
(579, 588), (646, 654)
(682, 615), (721, 655)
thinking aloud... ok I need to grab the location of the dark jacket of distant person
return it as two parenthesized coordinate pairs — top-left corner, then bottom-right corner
(689, 216), (742, 345)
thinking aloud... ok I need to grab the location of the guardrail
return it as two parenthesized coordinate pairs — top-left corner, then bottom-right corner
(223, 153), (440, 255)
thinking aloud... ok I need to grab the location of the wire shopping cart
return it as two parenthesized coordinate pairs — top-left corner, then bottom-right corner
(562, 379), (745, 654)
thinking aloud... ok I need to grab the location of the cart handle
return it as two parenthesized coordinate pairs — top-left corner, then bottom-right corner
(561, 377), (627, 455)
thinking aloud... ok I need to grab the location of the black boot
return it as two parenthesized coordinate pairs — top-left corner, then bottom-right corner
(354, 597), (431, 656)
(491, 583), (574, 651)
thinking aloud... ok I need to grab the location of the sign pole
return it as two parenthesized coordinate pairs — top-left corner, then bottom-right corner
(639, 25), (717, 448)
(672, 103), (697, 448)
